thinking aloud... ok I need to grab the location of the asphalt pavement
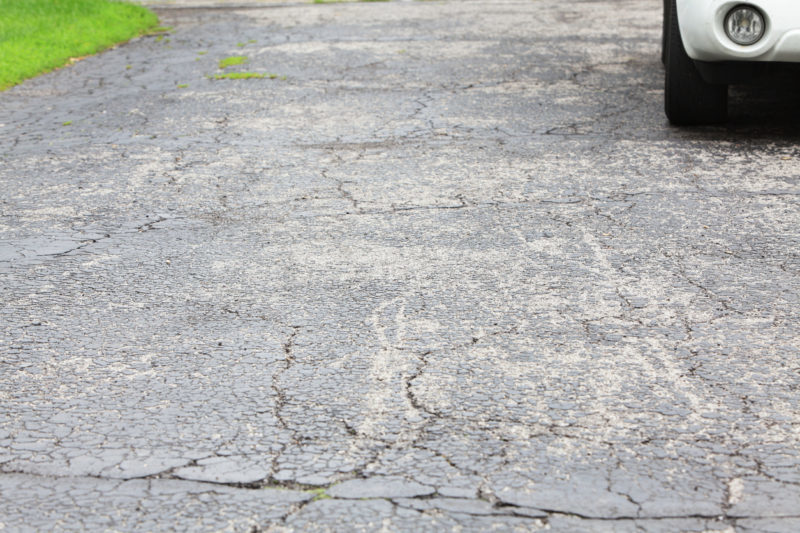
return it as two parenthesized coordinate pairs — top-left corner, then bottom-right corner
(1, 0), (799, 531)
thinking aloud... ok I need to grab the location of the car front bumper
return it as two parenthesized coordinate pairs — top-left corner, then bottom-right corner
(678, 0), (800, 62)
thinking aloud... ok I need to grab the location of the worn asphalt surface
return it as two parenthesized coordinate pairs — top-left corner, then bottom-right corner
(2, 0), (800, 531)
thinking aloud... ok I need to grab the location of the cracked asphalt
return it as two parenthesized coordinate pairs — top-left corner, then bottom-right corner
(1, 0), (800, 531)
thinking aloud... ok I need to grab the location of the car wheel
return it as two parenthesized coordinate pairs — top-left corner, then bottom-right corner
(661, 0), (669, 65)
(664, 0), (728, 125)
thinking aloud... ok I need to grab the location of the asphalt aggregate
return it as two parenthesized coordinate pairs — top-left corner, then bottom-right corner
(1, 0), (799, 531)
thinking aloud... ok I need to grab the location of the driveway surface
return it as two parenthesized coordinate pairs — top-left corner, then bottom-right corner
(1, 0), (799, 531)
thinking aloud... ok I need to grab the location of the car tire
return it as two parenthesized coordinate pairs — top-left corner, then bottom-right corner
(661, 0), (669, 65)
(664, 0), (728, 125)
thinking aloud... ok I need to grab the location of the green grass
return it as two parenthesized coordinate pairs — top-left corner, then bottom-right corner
(313, 0), (388, 3)
(0, 0), (159, 91)
(214, 72), (280, 80)
(214, 54), (285, 81)
(218, 56), (248, 69)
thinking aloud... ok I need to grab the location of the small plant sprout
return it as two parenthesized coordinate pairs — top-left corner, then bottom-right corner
(218, 56), (248, 69)
(212, 72), (286, 81)
(214, 72), (265, 80)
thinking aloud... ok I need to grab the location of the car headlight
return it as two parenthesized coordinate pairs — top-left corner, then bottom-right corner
(724, 5), (766, 46)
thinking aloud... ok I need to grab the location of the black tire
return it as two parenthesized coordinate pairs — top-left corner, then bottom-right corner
(664, 0), (728, 125)
(661, 0), (669, 65)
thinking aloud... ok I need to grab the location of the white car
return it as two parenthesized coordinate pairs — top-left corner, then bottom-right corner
(663, 0), (800, 124)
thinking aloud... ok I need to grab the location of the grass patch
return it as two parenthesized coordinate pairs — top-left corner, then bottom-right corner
(214, 72), (264, 80)
(176, 83), (188, 89)
(213, 72), (285, 80)
(314, 0), (389, 3)
(0, 0), (159, 90)
(218, 56), (248, 69)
